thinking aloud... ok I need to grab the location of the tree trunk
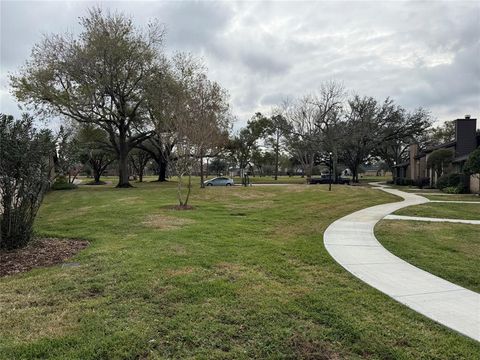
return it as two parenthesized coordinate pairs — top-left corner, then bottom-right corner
(117, 137), (131, 188)
(94, 170), (101, 183)
(200, 155), (205, 188)
(159, 162), (167, 181)
(184, 174), (192, 206)
(154, 157), (168, 182)
(177, 175), (184, 206)
(91, 160), (101, 183)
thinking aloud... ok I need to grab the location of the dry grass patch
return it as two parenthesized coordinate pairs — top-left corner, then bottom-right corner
(229, 189), (275, 200)
(142, 213), (195, 230)
(226, 200), (275, 210)
(166, 266), (198, 277)
(117, 196), (143, 205)
(166, 243), (188, 255)
(0, 284), (79, 342)
(74, 206), (93, 215)
(213, 262), (246, 281)
(288, 331), (342, 360)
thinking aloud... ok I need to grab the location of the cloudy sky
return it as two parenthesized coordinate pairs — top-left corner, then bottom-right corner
(1, 0), (479, 128)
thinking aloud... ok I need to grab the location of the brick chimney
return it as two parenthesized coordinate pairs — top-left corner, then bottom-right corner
(455, 116), (477, 157)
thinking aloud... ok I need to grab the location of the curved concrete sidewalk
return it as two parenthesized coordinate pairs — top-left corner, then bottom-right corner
(323, 183), (480, 341)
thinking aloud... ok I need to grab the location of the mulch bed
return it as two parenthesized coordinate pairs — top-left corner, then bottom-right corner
(0, 238), (89, 277)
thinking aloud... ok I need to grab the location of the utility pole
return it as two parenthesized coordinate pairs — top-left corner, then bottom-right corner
(329, 151), (333, 191)
(274, 129), (279, 181)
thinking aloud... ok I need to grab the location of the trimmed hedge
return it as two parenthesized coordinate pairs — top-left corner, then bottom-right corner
(389, 177), (430, 188)
(393, 177), (414, 186)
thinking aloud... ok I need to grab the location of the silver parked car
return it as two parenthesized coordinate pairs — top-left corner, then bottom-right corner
(204, 177), (234, 186)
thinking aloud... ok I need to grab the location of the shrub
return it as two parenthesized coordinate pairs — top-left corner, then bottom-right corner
(436, 173), (468, 193)
(414, 177), (430, 188)
(0, 114), (55, 249)
(443, 186), (462, 194)
(394, 178), (414, 186)
(464, 147), (480, 176)
(51, 176), (78, 190)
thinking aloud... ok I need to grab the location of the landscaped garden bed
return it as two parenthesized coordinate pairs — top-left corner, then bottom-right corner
(0, 238), (89, 277)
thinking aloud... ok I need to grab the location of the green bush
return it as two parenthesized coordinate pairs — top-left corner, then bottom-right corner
(51, 176), (77, 191)
(436, 173), (468, 193)
(443, 186), (462, 194)
(394, 177), (414, 186)
(414, 177), (430, 188)
(0, 114), (55, 249)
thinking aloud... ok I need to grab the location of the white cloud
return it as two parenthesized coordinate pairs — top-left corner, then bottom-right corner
(1, 0), (479, 129)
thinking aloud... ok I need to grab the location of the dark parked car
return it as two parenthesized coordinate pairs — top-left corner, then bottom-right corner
(308, 174), (350, 185)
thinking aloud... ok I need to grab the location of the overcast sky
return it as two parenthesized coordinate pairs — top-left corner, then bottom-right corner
(1, 0), (479, 129)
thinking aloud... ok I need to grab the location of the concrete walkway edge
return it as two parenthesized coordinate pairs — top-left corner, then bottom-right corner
(323, 183), (480, 341)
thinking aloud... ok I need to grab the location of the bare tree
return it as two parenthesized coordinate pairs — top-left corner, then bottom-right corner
(283, 97), (321, 178)
(190, 76), (231, 188)
(169, 55), (231, 207)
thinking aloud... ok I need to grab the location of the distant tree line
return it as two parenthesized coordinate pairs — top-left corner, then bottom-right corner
(223, 82), (433, 182)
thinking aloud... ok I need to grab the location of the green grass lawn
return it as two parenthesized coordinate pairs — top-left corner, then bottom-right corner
(376, 220), (480, 293)
(394, 202), (480, 220)
(1, 183), (479, 359)
(424, 194), (480, 202)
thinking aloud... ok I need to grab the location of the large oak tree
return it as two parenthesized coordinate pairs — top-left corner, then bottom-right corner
(10, 8), (164, 187)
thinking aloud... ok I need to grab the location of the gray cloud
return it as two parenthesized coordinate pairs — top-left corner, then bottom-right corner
(1, 0), (479, 128)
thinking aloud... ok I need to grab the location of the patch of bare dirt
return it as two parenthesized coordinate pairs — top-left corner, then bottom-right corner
(142, 214), (195, 230)
(0, 238), (89, 277)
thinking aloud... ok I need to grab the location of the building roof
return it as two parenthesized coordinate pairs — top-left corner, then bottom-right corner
(414, 140), (456, 160)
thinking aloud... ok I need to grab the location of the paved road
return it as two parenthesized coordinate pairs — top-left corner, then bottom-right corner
(323, 183), (480, 341)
